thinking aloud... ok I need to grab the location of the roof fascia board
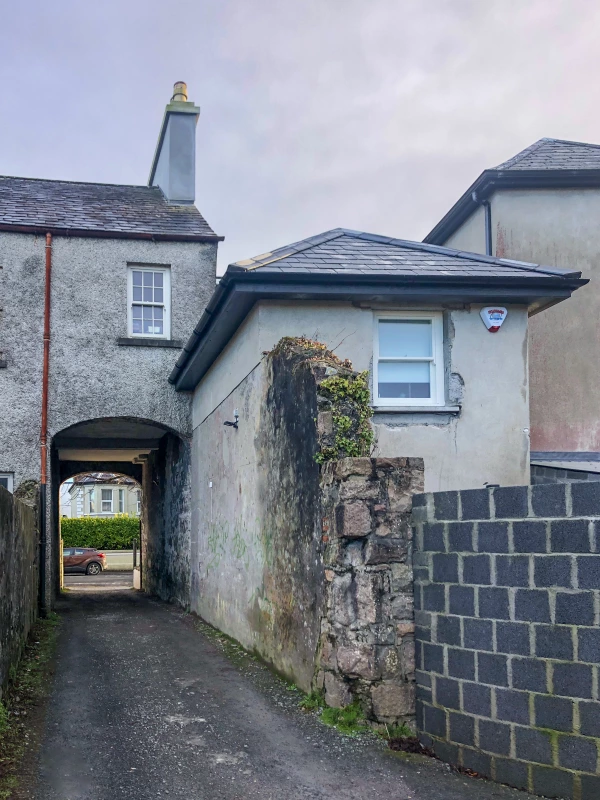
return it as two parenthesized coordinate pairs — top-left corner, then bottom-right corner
(0, 222), (222, 242)
(424, 169), (600, 245)
(171, 275), (583, 391)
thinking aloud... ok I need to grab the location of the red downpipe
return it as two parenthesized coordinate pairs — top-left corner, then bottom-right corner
(40, 232), (52, 484)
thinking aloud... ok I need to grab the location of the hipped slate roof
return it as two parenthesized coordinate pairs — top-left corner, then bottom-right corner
(170, 228), (586, 390)
(425, 137), (600, 244)
(0, 176), (220, 240)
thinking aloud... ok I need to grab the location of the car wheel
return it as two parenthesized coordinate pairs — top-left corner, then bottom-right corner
(86, 562), (102, 576)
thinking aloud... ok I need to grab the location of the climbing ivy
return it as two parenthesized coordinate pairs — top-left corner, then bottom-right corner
(315, 371), (374, 464)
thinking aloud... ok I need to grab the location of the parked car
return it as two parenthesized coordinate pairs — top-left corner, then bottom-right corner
(63, 548), (106, 575)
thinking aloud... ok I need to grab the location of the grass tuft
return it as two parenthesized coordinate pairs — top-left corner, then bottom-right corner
(299, 690), (325, 712)
(320, 701), (366, 735)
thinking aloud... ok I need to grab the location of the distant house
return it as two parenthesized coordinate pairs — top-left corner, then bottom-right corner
(424, 138), (600, 481)
(67, 474), (140, 518)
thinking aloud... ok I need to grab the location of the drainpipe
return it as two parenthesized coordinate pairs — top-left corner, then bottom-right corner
(471, 192), (493, 256)
(39, 232), (52, 614)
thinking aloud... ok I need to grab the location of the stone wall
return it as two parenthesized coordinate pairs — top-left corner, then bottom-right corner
(412, 482), (600, 800)
(0, 485), (39, 698)
(317, 456), (423, 725)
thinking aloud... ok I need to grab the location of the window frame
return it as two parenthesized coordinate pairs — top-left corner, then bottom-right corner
(127, 265), (171, 340)
(118, 488), (125, 514)
(373, 311), (445, 408)
(136, 490), (141, 515)
(101, 488), (113, 514)
(0, 473), (14, 493)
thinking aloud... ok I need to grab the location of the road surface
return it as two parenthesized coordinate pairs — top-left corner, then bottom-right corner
(32, 590), (527, 799)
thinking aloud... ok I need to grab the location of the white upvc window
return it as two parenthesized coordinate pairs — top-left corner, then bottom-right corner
(88, 490), (95, 515)
(118, 489), (125, 514)
(136, 490), (141, 515)
(127, 266), (171, 339)
(0, 473), (14, 492)
(101, 488), (113, 513)
(373, 312), (445, 407)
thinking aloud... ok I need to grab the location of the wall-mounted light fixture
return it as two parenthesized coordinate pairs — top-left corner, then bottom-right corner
(224, 409), (239, 430)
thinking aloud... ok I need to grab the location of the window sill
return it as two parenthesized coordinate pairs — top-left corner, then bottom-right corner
(373, 405), (461, 414)
(117, 337), (182, 349)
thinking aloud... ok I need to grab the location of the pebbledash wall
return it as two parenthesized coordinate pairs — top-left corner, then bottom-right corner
(412, 481), (600, 800)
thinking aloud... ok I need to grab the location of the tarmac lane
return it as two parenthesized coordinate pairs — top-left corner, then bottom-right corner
(31, 590), (528, 800)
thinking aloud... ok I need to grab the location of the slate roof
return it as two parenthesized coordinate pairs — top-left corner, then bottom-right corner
(495, 138), (600, 171)
(0, 176), (219, 239)
(228, 228), (579, 279)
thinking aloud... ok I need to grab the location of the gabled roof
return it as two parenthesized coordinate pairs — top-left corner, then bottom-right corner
(425, 137), (600, 245)
(0, 176), (221, 241)
(170, 228), (586, 390)
(495, 138), (600, 171)
(228, 228), (579, 279)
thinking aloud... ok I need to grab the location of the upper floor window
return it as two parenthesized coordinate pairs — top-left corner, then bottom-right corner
(373, 313), (445, 407)
(128, 266), (171, 339)
(0, 473), (14, 492)
(101, 488), (113, 513)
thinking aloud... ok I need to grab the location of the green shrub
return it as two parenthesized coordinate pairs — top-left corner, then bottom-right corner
(60, 516), (140, 550)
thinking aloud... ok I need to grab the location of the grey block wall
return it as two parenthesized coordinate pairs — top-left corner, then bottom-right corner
(412, 482), (600, 800)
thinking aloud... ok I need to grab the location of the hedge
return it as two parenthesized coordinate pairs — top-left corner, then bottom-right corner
(61, 516), (140, 550)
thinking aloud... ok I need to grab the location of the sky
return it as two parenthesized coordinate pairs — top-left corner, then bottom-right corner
(1, 0), (599, 272)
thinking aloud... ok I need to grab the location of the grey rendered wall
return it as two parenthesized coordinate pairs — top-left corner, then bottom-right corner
(0, 486), (38, 697)
(413, 481), (600, 800)
(193, 300), (531, 492)
(442, 204), (486, 254)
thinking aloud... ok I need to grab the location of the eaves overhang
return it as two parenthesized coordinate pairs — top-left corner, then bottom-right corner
(169, 270), (586, 391)
(424, 168), (600, 245)
(0, 222), (223, 242)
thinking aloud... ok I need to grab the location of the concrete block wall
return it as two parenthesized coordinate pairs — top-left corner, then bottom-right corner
(412, 482), (600, 800)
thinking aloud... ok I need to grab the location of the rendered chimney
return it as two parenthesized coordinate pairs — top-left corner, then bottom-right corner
(148, 82), (200, 204)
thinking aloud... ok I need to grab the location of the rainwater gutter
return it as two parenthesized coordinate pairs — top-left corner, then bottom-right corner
(39, 232), (52, 615)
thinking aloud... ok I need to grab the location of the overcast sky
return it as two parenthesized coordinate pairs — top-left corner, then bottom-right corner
(1, 0), (599, 271)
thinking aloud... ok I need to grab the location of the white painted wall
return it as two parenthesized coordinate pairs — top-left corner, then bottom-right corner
(442, 204), (486, 253)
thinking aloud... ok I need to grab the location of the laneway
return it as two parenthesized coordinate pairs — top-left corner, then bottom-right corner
(33, 591), (525, 800)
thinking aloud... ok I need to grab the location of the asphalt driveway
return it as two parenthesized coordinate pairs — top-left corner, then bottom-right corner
(32, 590), (528, 800)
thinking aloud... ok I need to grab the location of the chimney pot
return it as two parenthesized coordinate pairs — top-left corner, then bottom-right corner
(172, 81), (188, 102)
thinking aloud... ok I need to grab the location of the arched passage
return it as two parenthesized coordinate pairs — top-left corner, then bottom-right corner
(48, 416), (191, 608)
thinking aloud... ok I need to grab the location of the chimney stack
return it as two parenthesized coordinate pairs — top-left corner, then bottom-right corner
(148, 82), (200, 204)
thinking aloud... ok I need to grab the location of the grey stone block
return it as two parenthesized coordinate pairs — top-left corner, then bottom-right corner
(462, 681), (491, 716)
(532, 766), (574, 799)
(432, 553), (459, 583)
(534, 555), (572, 588)
(558, 734), (599, 772)
(437, 615), (461, 647)
(478, 521), (509, 553)
(555, 592), (594, 625)
(434, 491), (459, 521)
(461, 748), (492, 778)
(435, 676), (460, 710)
(578, 628), (600, 664)
(463, 617), (493, 651)
(494, 758), (529, 791)
(516, 727), (553, 764)
(577, 555), (600, 589)
(570, 481), (600, 516)
(462, 554), (491, 585)
(447, 648), (475, 681)
(422, 522), (444, 551)
(478, 587), (510, 620)
(478, 719), (511, 755)
(493, 486), (528, 519)
(447, 521), (474, 552)
(460, 488), (491, 521)
(535, 625), (574, 660)
(477, 652), (508, 687)
(515, 589), (550, 623)
(512, 657), (548, 692)
(422, 583), (445, 612)
(412, 492), (427, 507)
(495, 688), (530, 724)
(551, 518), (591, 553)
(496, 622), (530, 656)
(531, 483), (567, 517)
(431, 739), (458, 764)
(553, 662), (593, 698)
(448, 585), (475, 616)
(448, 712), (475, 746)
(580, 702), (600, 737)
(513, 520), (547, 553)
(423, 703), (446, 738)
(535, 695), (574, 732)
(495, 555), (529, 587)
(582, 775), (600, 800)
